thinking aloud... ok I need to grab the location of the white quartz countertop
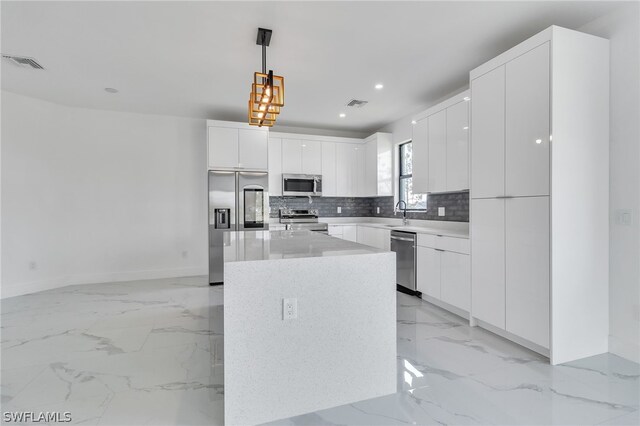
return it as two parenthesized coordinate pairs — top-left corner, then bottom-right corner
(348, 222), (469, 239)
(224, 230), (386, 262)
(270, 217), (469, 239)
(324, 221), (469, 239)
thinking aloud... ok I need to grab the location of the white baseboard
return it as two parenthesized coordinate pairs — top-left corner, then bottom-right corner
(609, 335), (640, 363)
(1, 266), (208, 299)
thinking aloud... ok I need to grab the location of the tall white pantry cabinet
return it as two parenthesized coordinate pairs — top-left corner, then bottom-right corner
(470, 26), (609, 365)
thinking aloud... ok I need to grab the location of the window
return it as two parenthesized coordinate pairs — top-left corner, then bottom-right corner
(399, 142), (427, 210)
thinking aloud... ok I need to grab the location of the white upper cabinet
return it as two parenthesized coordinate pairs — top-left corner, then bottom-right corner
(321, 142), (337, 196)
(413, 92), (470, 194)
(505, 42), (550, 197)
(238, 129), (268, 170)
(412, 118), (429, 194)
(282, 139), (322, 175)
(207, 121), (268, 171)
(268, 132), (390, 197)
(365, 139), (378, 196)
(268, 138), (282, 196)
(281, 139), (303, 174)
(446, 100), (470, 191)
(208, 126), (239, 169)
(355, 145), (366, 197)
(428, 110), (447, 193)
(336, 143), (356, 196)
(362, 133), (393, 197)
(301, 141), (322, 175)
(471, 66), (506, 198)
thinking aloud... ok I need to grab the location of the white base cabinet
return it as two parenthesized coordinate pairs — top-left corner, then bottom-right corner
(417, 247), (441, 299)
(416, 234), (470, 315)
(328, 225), (390, 251)
(440, 251), (471, 312)
(356, 226), (390, 251)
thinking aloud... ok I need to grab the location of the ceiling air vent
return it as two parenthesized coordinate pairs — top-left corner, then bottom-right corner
(346, 99), (368, 108)
(2, 54), (44, 69)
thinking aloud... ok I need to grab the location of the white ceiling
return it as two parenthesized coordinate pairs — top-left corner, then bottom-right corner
(1, 1), (623, 133)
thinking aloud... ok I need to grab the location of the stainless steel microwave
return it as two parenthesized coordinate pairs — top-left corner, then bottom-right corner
(282, 174), (322, 196)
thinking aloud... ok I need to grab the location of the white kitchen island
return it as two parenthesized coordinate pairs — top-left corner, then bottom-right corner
(223, 230), (396, 425)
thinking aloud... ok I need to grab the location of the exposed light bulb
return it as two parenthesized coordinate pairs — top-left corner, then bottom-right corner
(463, 96), (470, 101)
(411, 120), (417, 125)
(535, 139), (542, 144)
(375, 83), (384, 90)
(339, 113), (346, 118)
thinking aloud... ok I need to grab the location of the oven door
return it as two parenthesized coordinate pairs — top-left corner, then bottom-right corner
(282, 174), (322, 196)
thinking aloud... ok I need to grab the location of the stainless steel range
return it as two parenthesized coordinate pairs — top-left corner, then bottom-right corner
(279, 208), (328, 234)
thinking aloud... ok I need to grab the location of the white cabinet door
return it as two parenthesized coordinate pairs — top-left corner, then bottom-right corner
(417, 246), (441, 299)
(356, 226), (373, 247)
(471, 198), (505, 329)
(428, 109), (447, 193)
(342, 225), (357, 242)
(301, 140), (322, 174)
(471, 66), (505, 198)
(505, 42), (550, 197)
(321, 142), (337, 196)
(356, 226), (390, 250)
(355, 145), (366, 197)
(376, 134), (394, 196)
(440, 251), (470, 311)
(505, 196), (550, 348)
(336, 143), (355, 196)
(377, 228), (391, 251)
(281, 139), (302, 173)
(364, 139), (378, 197)
(238, 129), (268, 170)
(446, 101), (470, 191)
(412, 117), (429, 193)
(208, 126), (238, 169)
(328, 225), (343, 238)
(268, 138), (282, 196)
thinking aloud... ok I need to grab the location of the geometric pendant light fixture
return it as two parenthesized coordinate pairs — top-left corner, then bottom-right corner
(248, 28), (285, 127)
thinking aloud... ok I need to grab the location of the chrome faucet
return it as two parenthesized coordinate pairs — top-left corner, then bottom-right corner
(394, 200), (408, 225)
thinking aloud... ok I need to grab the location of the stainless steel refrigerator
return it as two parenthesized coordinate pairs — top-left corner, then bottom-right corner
(208, 170), (269, 284)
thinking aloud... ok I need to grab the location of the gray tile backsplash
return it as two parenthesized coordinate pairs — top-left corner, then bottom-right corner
(269, 191), (469, 222)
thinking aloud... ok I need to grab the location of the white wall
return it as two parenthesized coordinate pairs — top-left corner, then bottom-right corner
(1, 91), (207, 298)
(580, 3), (640, 363)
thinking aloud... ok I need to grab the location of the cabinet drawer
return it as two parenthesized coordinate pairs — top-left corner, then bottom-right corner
(416, 234), (469, 254)
(435, 236), (470, 254)
(416, 234), (437, 248)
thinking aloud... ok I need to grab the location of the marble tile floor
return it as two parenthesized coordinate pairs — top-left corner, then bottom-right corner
(1, 277), (638, 425)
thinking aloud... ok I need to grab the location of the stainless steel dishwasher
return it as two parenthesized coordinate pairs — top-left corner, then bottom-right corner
(390, 230), (419, 296)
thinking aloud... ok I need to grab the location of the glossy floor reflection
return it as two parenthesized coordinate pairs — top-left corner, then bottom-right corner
(1, 277), (638, 425)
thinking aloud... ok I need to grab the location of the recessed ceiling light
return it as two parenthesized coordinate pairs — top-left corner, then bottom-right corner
(105, 88), (119, 93)
(339, 113), (346, 118)
(375, 83), (384, 90)
(411, 120), (417, 125)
